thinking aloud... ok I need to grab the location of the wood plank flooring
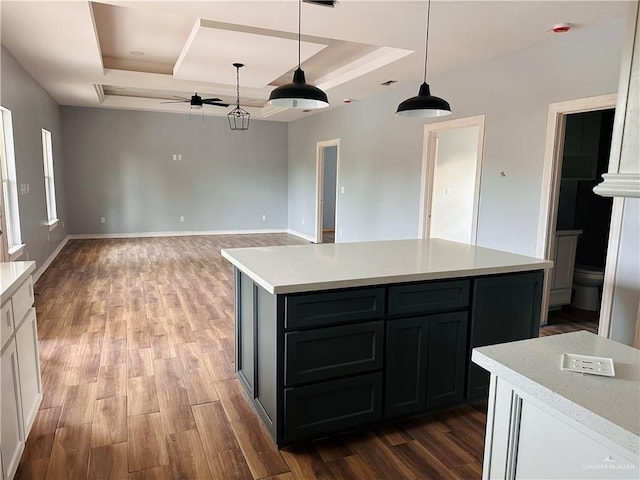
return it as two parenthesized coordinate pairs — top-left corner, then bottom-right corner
(20, 234), (593, 479)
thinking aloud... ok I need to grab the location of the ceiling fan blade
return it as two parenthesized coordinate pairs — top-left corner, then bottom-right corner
(202, 100), (229, 107)
(201, 98), (223, 103)
(160, 100), (189, 104)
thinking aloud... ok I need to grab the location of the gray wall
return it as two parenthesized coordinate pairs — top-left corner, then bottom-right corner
(62, 107), (289, 234)
(288, 19), (626, 256)
(0, 46), (68, 271)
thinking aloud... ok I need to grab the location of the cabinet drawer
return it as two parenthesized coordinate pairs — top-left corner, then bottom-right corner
(1, 301), (15, 350)
(284, 372), (382, 442)
(388, 280), (469, 316)
(12, 276), (34, 324)
(285, 288), (385, 330)
(285, 321), (383, 386)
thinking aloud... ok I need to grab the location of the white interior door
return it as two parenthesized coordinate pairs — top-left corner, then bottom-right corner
(419, 116), (485, 245)
(315, 139), (340, 244)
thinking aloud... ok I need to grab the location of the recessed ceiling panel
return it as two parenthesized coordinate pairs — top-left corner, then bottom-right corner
(174, 19), (328, 87)
(92, 2), (193, 71)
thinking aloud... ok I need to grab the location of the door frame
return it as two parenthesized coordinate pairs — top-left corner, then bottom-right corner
(418, 115), (485, 242)
(535, 94), (618, 329)
(314, 139), (340, 244)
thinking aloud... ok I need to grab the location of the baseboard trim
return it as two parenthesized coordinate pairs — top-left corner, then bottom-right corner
(286, 229), (315, 243)
(33, 234), (71, 282)
(68, 229), (293, 240)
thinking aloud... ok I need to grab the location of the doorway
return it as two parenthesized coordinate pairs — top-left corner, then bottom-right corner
(536, 94), (618, 329)
(419, 115), (485, 244)
(315, 139), (340, 244)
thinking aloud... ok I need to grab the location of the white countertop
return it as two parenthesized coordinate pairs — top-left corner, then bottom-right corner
(472, 331), (640, 456)
(221, 238), (552, 294)
(0, 261), (36, 301)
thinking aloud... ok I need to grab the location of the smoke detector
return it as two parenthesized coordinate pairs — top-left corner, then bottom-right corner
(551, 23), (572, 33)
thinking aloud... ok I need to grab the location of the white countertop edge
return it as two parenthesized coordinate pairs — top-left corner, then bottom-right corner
(472, 349), (639, 456)
(221, 250), (550, 295)
(1, 261), (36, 301)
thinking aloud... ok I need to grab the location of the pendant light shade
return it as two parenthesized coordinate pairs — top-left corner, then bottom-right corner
(268, 0), (329, 109)
(228, 63), (250, 131)
(396, 0), (451, 117)
(396, 82), (451, 117)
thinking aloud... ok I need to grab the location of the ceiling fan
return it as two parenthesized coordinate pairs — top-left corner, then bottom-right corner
(161, 93), (229, 108)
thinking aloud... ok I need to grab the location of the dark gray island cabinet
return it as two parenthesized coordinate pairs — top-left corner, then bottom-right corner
(221, 239), (552, 447)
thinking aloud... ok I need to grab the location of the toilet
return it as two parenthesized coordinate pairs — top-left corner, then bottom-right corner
(572, 265), (604, 311)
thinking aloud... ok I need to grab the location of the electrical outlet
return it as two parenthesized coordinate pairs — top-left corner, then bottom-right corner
(302, 218), (305, 225)
(179, 216), (184, 222)
(339, 228), (343, 236)
(262, 214), (266, 221)
(177, 154), (182, 161)
(172, 154), (178, 161)
(100, 217), (106, 224)
(340, 186), (345, 194)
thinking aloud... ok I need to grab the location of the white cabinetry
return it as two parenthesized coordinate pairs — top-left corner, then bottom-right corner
(473, 332), (639, 480)
(549, 230), (581, 308)
(0, 262), (41, 480)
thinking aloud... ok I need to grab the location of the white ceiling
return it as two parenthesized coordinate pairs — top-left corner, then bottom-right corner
(0, 1), (632, 122)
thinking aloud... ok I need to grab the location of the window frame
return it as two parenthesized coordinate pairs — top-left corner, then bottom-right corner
(0, 107), (24, 259)
(41, 128), (58, 230)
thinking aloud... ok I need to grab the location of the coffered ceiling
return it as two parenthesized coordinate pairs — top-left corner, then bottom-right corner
(0, 1), (631, 122)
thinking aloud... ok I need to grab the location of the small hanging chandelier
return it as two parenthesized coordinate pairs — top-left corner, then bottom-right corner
(267, 0), (329, 109)
(228, 63), (250, 131)
(396, 0), (451, 117)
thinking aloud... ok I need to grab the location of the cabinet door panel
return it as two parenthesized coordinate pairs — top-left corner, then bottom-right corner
(236, 271), (255, 395)
(468, 271), (543, 400)
(284, 372), (382, 442)
(1, 340), (25, 480)
(285, 321), (383, 386)
(426, 312), (468, 407)
(16, 308), (42, 434)
(385, 316), (428, 418)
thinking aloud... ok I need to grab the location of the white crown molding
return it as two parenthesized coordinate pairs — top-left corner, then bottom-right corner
(593, 173), (640, 198)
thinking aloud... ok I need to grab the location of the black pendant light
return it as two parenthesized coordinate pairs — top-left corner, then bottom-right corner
(228, 63), (250, 131)
(396, 0), (451, 117)
(268, 0), (329, 109)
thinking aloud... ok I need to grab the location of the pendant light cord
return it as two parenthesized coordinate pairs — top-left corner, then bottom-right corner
(298, 0), (302, 68)
(236, 65), (240, 108)
(423, 0), (431, 83)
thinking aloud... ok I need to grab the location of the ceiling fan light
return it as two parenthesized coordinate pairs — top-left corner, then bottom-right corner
(268, 68), (329, 109)
(396, 82), (451, 117)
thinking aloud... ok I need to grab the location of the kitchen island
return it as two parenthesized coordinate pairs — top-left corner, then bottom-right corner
(472, 331), (639, 479)
(221, 238), (552, 446)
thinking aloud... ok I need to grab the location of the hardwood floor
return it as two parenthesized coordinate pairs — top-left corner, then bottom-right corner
(21, 234), (590, 479)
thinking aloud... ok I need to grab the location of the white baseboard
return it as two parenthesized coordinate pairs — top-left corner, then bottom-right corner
(68, 228), (291, 240)
(33, 234), (71, 282)
(287, 229), (315, 242)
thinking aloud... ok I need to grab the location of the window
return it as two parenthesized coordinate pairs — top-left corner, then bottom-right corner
(41, 129), (58, 228)
(0, 107), (23, 256)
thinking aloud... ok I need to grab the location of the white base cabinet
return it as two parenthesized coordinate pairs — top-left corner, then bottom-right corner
(1, 263), (41, 480)
(1, 341), (25, 480)
(473, 332), (639, 480)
